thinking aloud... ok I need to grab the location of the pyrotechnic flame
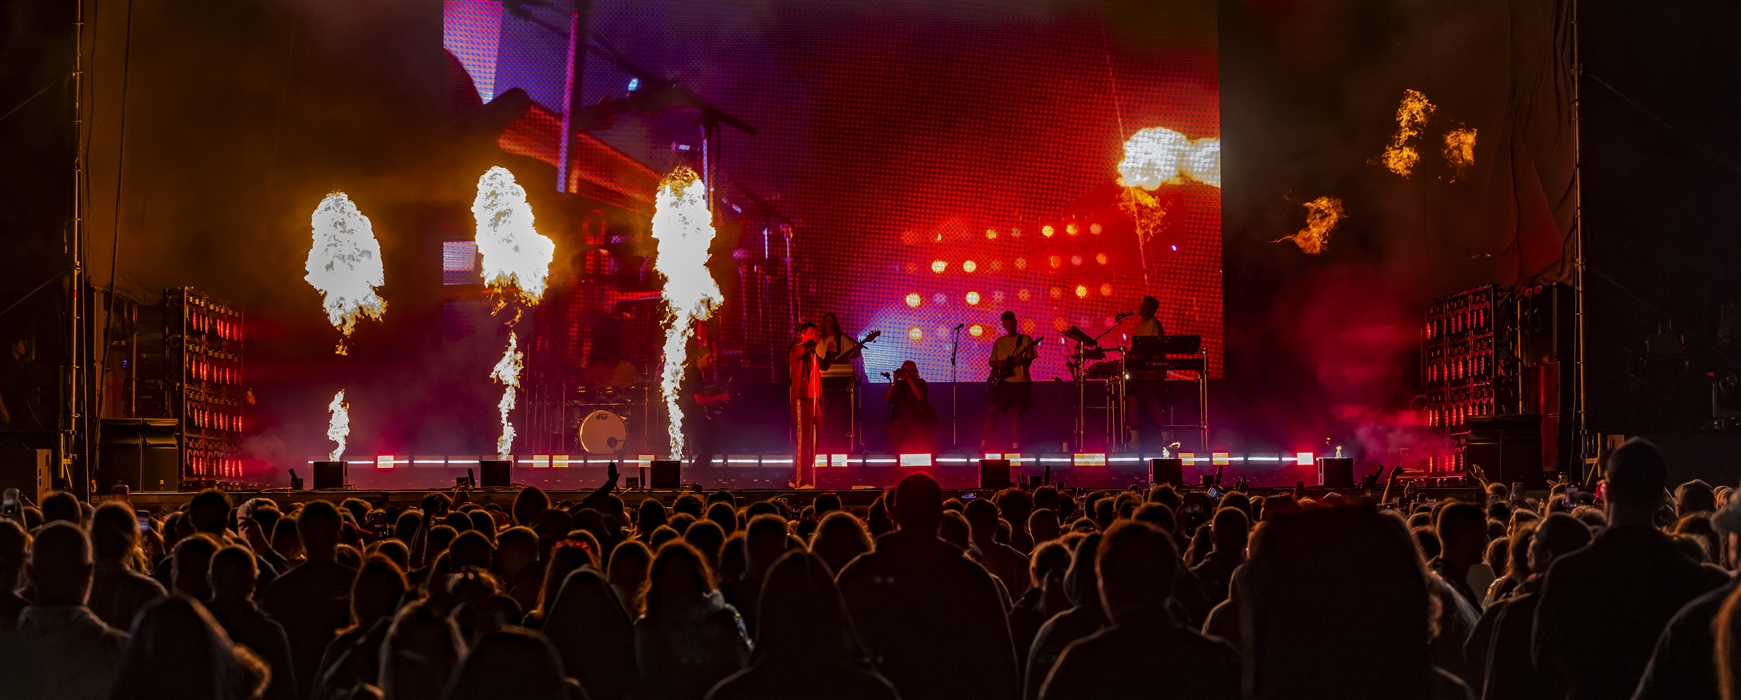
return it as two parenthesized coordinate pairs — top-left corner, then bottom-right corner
(472, 167), (556, 304)
(1118, 187), (1168, 242)
(1442, 127), (1477, 181)
(651, 167), (723, 459)
(1273, 196), (1345, 255)
(326, 390), (350, 461)
(489, 332), (523, 459)
(1379, 89), (1436, 177)
(1117, 127), (1221, 190)
(304, 193), (386, 353)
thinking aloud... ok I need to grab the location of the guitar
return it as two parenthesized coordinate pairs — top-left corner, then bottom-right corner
(826, 330), (882, 367)
(695, 375), (735, 420)
(987, 335), (1044, 391)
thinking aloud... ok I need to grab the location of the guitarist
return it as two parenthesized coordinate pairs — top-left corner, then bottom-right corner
(982, 310), (1039, 452)
(682, 348), (731, 470)
(817, 312), (860, 450)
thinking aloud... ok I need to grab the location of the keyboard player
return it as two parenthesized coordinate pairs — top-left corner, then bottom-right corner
(1126, 296), (1167, 448)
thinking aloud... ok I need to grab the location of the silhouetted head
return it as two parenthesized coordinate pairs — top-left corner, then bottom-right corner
(743, 514), (790, 576)
(350, 554), (409, 630)
(1677, 479), (1717, 517)
(449, 529), (496, 571)
(1606, 438), (1670, 511)
(754, 549), (867, 666)
(91, 501), (141, 563)
(41, 490), (80, 526)
(1434, 502), (1488, 568)
(496, 526), (540, 579)
(1139, 296), (1159, 319)
(513, 486), (550, 527)
(1096, 521), (1178, 623)
(443, 628), (567, 700)
(111, 594), (267, 700)
(608, 539), (653, 592)
(684, 519), (727, 570)
(28, 522), (92, 606)
(1210, 507), (1249, 555)
(1529, 513), (1593, 574)
(297, 500), (343, 560)
(642, 540), (715, 617)
(381, 600), (466, 700)
(892, 473), (944, 535)
(637, 499), (669, 533)
(810, 511), (873, 575)
(208, 546), (258, 603)
(187, 489), (232, 534)
(172, 533), (223, 601)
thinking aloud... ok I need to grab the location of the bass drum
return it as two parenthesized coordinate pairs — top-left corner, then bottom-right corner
(579, 410), (629, 454)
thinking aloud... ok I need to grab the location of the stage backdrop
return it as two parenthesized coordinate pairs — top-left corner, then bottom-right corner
(443, 0), (1222, 384)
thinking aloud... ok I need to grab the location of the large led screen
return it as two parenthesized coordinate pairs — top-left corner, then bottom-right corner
(445, 0), (1220, 383)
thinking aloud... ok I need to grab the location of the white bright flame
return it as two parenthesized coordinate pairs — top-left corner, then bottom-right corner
(304, 193), (386, 349)
(326, 390), (349, 461)
(489, 332), (523, 459)
(651, 167), (722, 459)
(1117, 127), (1222, 190)
(473, 166), (556, 303)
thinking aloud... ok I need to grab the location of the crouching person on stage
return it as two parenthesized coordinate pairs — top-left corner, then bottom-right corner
(885, 360), (936, 453)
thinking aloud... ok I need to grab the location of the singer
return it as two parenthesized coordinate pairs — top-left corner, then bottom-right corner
(884, 360), (937, 452)
(1127, 295), (1168, 448)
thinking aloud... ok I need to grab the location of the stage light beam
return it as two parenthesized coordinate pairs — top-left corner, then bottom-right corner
(651, 167), (723, 460)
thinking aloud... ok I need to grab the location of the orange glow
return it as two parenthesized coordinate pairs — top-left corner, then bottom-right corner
(1443, 127), (1477, 181)
(985, 228), (998, 240)
(965, 291), (981, 305)
(1018, 289), (1031, 301)
(1014, 258), (1028, 270)
(931, 260), (947, 274)
(1048, 255), (1062, 269)
(1099, 283), (1113, 296)
(905, 293), (922, 308)
(969, 324), (985, 337)
(1052, 318), (1068, 331)
(908, 327), (924, 341)
(1041, 225), (1055, 238)
(962, 260), (977, 273)
(1070, 254), (1083, 266)
(1066, 223), (1080, 236)
(1074, 285), (1088, 298)
(1049, 287), (1063, 299)
(990, 260), (1003, 271)
(1095, 252), (1108, 265)
(1089, 223), (1103, 235)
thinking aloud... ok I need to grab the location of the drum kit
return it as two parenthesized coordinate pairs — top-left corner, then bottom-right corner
(570, 381), (654, 456)
(1061, 326), (1210, 452)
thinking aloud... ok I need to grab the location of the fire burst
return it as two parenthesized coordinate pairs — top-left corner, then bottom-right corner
(1442, 127), (1477, 181)
(1117, 127), (1222, 190)
(1379, 89), (1437, 177)
(651, 167), (722, 459)
(489, 333), (523, 459)
(473, 167), (557, 304)
(326, 390), (349, 461)
(304, 192), (386, 354)
(472, 166), (554, 459)
(1274, 197), (1346, 255)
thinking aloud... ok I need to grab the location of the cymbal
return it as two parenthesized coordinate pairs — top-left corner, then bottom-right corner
(1062, 326), (1096, 346)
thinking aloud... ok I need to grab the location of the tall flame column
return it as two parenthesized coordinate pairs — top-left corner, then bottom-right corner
(304, 192), (387, 462)
(651, 167), (722, 459)
(472, 167), (555, 460)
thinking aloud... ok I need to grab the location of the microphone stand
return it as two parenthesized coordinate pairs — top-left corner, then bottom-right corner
(950, 324), (962, 449)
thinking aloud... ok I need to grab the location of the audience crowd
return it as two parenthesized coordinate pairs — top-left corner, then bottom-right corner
(1, 437), (1738, 699)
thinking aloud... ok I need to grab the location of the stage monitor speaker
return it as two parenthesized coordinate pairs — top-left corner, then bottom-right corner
(0, 448), (51, 505)
(480, 460), (512, 488)
(979, 459), (1011, 489)
(1465, 414), (1545, 489)
(312, 461), (347, 489)
(98, 418), (180, 492)
(650, 460), (681, 489)
(1150, 458), (1183, 486)
(1317, 458), (1354, 489)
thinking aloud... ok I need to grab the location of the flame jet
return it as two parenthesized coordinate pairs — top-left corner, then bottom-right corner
(472, 167), (554, 458)
(651, 167), (722, 459)
(304, 193), (387, 354)
(1380, 89), (1437, 177)
(326, 390), (349, 461)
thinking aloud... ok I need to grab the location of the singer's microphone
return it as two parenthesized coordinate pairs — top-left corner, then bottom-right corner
(880, 372), (892, 379)
(953, 323), (965, 330)
(1115, 311), (1135, 320)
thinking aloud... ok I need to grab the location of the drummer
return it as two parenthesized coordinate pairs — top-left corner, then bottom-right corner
(584, 335), (643, 392)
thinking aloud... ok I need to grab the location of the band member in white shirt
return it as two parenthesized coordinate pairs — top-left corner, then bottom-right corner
(788, 322), (828, 488)
(982, 310), (1038, 452)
